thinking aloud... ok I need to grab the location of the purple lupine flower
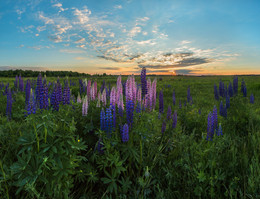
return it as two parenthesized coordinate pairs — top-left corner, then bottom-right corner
(152, 78), (157, 109)
(100, 80), (105, 93)
(226, 94), (230, 109)
(228, 82), (233, 97)
(187, 86), (191, 103)
(36, 73), (43, 104)
(14, 75), (18, 89)
(161, 121), (166, 133)
(159, 90), (164, 113)
(4, 83), (9, 95)
(250, 94), (254, 104)
(212, 106), (218, 131)
(19, 75), (24, 92)
(220, 101), (224, 116)
(122, 123), (129, 142)
(26, 89), (36, 115)
(105, 106), (113, 138)
(63, 81), (70, 105)
(112, 105), (116, 130)
(126, 100), (134, 127)
(198, 109), (201, 115)
(6, 88), (12, 120)
(172, 110), (177, 128)
(100, 108), (106, 131)
(136, 101), (141, 114)
(179, 100), (182, 109)
(233, 76), (238, 94)
(167, 106), (172, 120)
(219, 81), (224, 97)
(217, 124), (223, 136)
(241, 81), (247, 97)
(214, 84), (219, 100)
(141, 67), (147, 98)
(41, 81), (48, 109)
(50, 84), (59, 111)
(25, 79), (31, 103)
(97, 138), (104, 154)
(206, 112), (214, 141)
(172, 89), (176, 106)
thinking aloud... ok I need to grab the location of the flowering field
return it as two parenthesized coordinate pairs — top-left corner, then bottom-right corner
(0, 69), (260, 198)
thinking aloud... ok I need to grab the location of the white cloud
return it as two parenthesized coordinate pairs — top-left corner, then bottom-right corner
(36, 26), (46, 32)
(128, 26), (142, 37)
(77, 44), (86, 49)
(73, 6), (91, 24)
(75, 38), (86, 43)
(114, 5), (122, 9)
(142, 31), (148, 35)
(136, 39), (156, 45)
(60, 49), (85, 53)
(39, 12), (54, 24)
(137, 17), (149, 22)
(35, 34), (39, 36)
(52, 3), (67, 12)
(180, 40), (192, 45)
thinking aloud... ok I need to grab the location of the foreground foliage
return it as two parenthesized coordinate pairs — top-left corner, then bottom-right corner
(0, 74), (260, 198)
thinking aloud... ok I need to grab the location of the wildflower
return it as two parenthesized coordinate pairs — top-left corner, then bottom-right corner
(206, 112), (214, 141)
(51, 84), (59, 111)
(250, 94), (254, 104)
(233, 76), (238, 94)
(26, 89), (36, 115)
(172, 110), (177, 128)
(226, 94), (230, 109)
(105, 106), (113, 137)
(122, 123), (129, 142)
(228, 82), (233, 97)
(187, 86), (192, 103)
(77, 93), (82, 103)
(100, 108), (106, 131)
(6, 88), (12, 119)
(172, 89), (176, 106)
(25, 79), (31, 103)
(126, 100), (134, 127)
(161, 121), (166, 133)
(214, 84), (219, 100)
(141, 67), (147, 98)
(217, 124), (223, 136)
(82, 96), (88, 116)
(159, 90), (164, 113)
(167, 106), (172, 120)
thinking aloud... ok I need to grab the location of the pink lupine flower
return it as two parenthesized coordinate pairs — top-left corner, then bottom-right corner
(101, 89), (106, 106)
(77, 93), (82, 103)
(87, 80), (91, 98)
(82, 96), (88, 116)
(110, 87), (116, 106)
(152, 78), (157, 109)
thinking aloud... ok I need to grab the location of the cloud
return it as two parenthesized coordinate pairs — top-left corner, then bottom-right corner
(174, 69), (196, 75)
(73, 6), (91, 24)
(128, 26), (142, 37)
(74, 57), (86, 60)
(138, 57), (211, 69)
(136, 39), (156, 45)
(75, 38), (85, 43)
(97, 55), (124, 62)
(137, 17), (149, 22)
(48, 35), (62, 43)
(180, 40), (192, 45)
(60, 49), (85, 53)
(77, 44), (86, 49)
(114, 5), (122, 9)
(52, 3), (67, 12)
(99, 67), (120, 70)
(39, 12), (54, 24)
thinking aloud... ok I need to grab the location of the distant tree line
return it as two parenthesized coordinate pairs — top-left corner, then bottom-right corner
(0, 70), (91, 77)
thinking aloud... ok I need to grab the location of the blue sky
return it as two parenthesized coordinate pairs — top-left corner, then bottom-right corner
(0, 0), (260, 75)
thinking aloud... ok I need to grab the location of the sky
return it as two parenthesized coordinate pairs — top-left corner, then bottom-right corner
(0, 0), (260, 75)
